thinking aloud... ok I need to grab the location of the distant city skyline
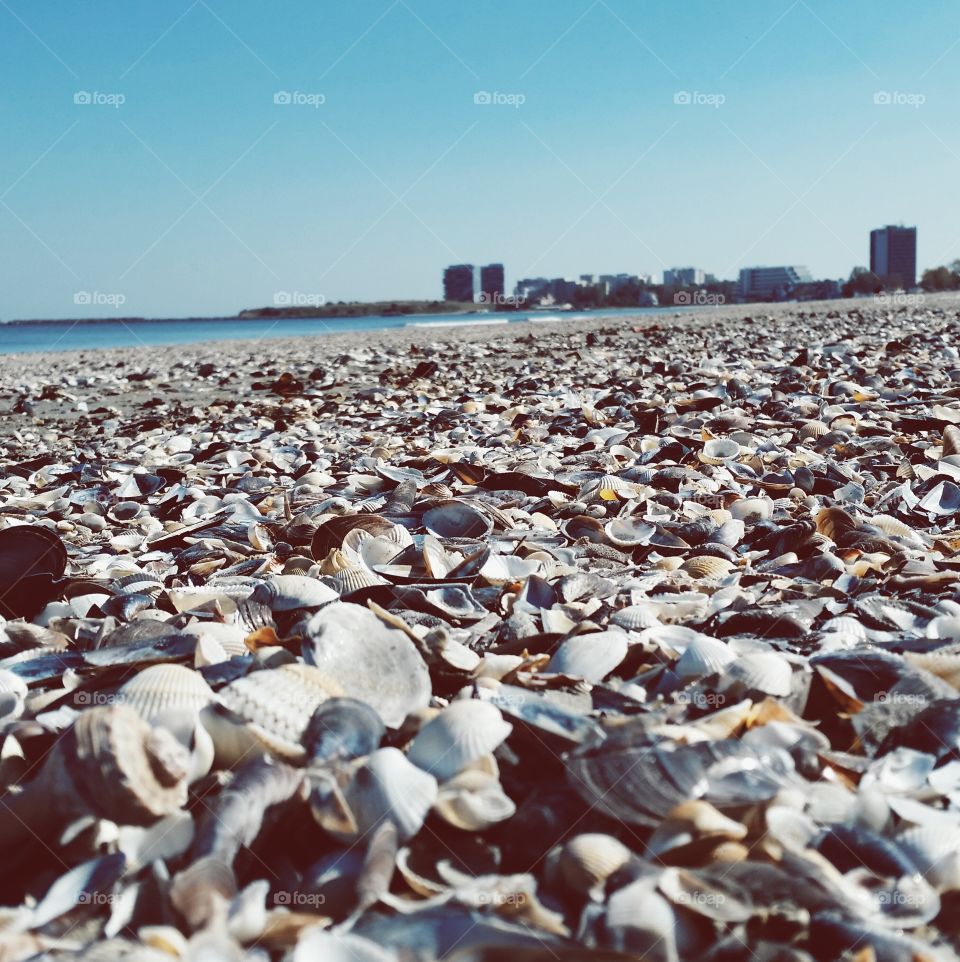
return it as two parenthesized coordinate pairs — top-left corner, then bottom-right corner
(2, 1), (957, 320)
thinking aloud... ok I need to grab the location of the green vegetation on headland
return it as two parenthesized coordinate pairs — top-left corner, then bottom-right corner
(238, 300), (475, 318)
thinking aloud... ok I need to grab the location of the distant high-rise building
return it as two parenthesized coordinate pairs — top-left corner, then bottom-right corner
(739, 266), (813, 300)
(663, 267), (705, 286)
(443, 264), (476, 302)
(870, 225), (917, 288)
(479, 263), (505, 304)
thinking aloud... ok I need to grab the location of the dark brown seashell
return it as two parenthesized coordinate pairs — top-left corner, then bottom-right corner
(0, 525), (68, 620)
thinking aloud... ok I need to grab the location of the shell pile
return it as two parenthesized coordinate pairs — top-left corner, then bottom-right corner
(4, 298), (960, 960)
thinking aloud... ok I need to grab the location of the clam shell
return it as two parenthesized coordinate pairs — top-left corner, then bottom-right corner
(249, 575), (338, 611)
(546, 630), (629, 683)
(680, 556), (734, 580)
(407, 700), (513, 782)
(558, 833), (632, 897)
(725, 651), (793, 696)
(674, 635), (736, 680)
(216, 663), (344, 762)
(345, 747), (438, 842)
(799, 420), (829, 440)
(331, 565), (386, 595)
(728, 497), (773, 522)
(422, 500), (493, 539)
(118, 664), (216, 724)
(944, 424), (960, 458)
(311, 514), (397, 559)
(304, 602), (431, 728)
(304, 698), (385, 765)
(898, 824), (960, 889)
(605, 517), (656, 548)
(610, 604), (659, 631)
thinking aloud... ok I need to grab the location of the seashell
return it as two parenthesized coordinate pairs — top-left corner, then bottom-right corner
(674, 634), (736, 680)
(798, 420), (829, 440)
(728, 496), (773, 522)
(562, 515), (606, 543)
(546, 630), (629, 683)
(304, 698), (385, 765)
(345, 747), (438, 842)
(725, 651), (793, 696)
(311, 514), (397, 559)
(117, 663), (216, 723)
(604, 877), (681, 960)
(0, 524), (68, 620)
(434, 769), (516, 831)
(558, 833), (632, 898)
(604, 516), (655, 548)
(249, 575), (338, 611)
(407, 700), (513, 782)
(331, 565), (386, 595)
(303, 602), (431, 728)
(215, 664), (344, 763)
(898, 824), (960, 890)
(698, 438), (740, 464)
(680, 555), (734, 579)
(610, 604), (659, 631)
(646, 800), (747, 860)
(422, 500), (493, 539)
(944, 424), (960, 458)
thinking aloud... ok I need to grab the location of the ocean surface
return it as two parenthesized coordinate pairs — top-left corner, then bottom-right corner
(0, 306), (683, 355)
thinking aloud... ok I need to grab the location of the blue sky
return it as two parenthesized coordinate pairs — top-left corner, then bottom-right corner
(1, 0), (958, 319)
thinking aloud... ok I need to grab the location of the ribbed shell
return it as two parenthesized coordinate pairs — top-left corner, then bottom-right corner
(217, 664), (343, 759)
(898, 824), (960, 889)
(346, 747), (438, 842)
(675, 635), (736, 680)
(681, 556), (734, 580)
(408, 700), (513, 782)
(546, 630), (629, 684)
(559, 833), (632, 896)
(727, 651), (793, 696)
(118, 664), (217, 723)
(332, 565), (385, 595)
(799, 420), (829, 440)
(610, 605), (660, 631)
(311, 514), (396, 559)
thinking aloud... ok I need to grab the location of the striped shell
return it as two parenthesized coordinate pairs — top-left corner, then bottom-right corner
(799, 420), (829, 441)
(118, 664), (217, 723)
(546, 630), (629, 683)
(216, 663), (343, 761)
(408, 700), (513, 782)
(681, 556), (734, 580)
(727, 651), (793, 696)
(559, 834), (632, 897)
(331, 565), (385, 595)
(675, 635), (736, 680)
(610, 605), (660, 631)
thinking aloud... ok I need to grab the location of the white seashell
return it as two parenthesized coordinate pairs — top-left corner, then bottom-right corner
(698, 438), (741, 464)
(729, 497), (773, 522)
(898, 824), (960, 890)
(725, 651), (793, 696)
(558, 833), (632, 898)
(674, 635), (736, 681)
(434, 770), (516, 830)
(605, 517), (656, 547)
(346, 747), (438, 842)
(546, 630), (629, 683)
(249, 575), (338, 611)
(408, 700), (512, 782)
(118, 664), (216, 724)
(610, 605), (660, 631)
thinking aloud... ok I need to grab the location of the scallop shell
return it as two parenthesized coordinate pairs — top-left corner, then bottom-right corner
(407, 700), (513, 782)
(434, 769), (516, 831)
(610, 605), (660, 631)
(725, 651), (793, 696)
(345, 747), (438, 842)
(674, 635), (736, 680)
(558, 833), (632, 897)
(799, 420), (829, 440)
(118, 664), (217, 723)
(331, 565), (385, 595)
(422, 500), (493, 539)
(546, 630), (629, 684)
(216, 663), (343, 762)
(698, 438), (741, 464)
(680, 556), (734, 580)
